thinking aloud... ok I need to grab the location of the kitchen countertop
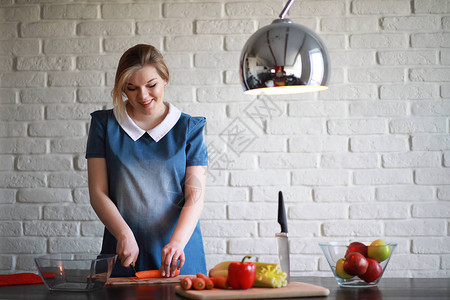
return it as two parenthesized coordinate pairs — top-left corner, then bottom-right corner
(0, 276), (448, 300)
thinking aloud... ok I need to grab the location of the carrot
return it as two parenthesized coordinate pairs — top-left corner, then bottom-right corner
(180, 277), (192, 290)
(209, 276), (229, 289)
(135, 269), (180, 279)
(192, 277), (205, 290)
(205, 278), (214, 289)
(196, 273), (214, 289)
(196, 273), (209, 280)
(135, 270), (160, 278)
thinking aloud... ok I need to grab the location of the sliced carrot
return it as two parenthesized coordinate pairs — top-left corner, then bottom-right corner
(192, 277), (205, 290)
(180, 277), (192, 290)
(210, 276), (229, 289)
(135, 269), (180, 279)
(135, 270), (160, 278)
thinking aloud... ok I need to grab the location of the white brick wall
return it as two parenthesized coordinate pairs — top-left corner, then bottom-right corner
(0, 0), (449, 278)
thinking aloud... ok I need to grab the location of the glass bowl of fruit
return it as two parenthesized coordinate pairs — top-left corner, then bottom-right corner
(319, 240), (397, 288)
(35, 254), (117, 291)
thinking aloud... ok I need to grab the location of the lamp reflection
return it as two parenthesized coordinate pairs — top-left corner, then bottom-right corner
(309, 49), (324, 86)
(58, 263), (65, 277)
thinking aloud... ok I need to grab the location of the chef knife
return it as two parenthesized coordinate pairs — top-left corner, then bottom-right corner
(276, 191), (290, 283)
(130, 264), (138, 277)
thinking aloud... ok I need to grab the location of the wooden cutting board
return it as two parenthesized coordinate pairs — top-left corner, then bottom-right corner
(175, 281), (330, 299)
(106, 275), (191, 286)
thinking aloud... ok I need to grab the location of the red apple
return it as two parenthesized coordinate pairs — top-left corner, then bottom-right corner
(359, 258), (382, 283)
(345, 242), (368, 258)
(343, 252), (368, 276)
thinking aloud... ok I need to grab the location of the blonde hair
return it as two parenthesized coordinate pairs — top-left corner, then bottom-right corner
(112, 44), (169, 117)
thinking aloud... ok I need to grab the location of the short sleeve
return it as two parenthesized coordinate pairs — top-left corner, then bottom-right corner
(186, 117), (208, 166)
(85, 110), (107, 159)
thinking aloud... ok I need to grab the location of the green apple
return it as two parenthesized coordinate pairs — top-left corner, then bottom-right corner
(335, 258), (354, 279)
(367, 239), (391, 262)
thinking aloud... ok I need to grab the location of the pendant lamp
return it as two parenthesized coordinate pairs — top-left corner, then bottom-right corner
(240, 0), (330, 95)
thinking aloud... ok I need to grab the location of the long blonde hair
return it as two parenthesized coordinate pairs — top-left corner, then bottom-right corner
(112, 44), (169, 117)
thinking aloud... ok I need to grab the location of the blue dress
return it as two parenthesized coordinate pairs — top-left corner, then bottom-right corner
(85, 103), (208, 277)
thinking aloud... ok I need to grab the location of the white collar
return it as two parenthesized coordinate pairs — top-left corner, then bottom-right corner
(113, 101), (181, 142)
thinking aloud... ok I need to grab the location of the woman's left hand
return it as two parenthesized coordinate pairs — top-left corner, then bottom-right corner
(160, 241), (185, 277)
(160, 166), (206, 277)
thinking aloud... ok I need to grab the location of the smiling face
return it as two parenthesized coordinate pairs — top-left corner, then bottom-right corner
(124, 64), (167, 119)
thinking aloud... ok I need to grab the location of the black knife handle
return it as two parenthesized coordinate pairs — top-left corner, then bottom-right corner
(278, 191), (288, 233)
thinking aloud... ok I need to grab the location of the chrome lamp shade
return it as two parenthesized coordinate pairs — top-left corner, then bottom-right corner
(240, 18), (330, 95)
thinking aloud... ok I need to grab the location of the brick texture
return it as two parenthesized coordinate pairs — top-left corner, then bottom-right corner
(0, 0), (448, 278)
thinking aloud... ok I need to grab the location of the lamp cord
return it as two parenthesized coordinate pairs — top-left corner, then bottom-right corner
(279, 0), (295, 19)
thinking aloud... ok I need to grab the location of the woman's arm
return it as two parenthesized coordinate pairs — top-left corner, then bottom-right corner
(160, 165), (207, 277)
(87, 157), (139, 268)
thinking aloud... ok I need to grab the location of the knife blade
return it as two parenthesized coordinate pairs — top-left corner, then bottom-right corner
(130, 264), (137, 277)
(276, 191), (290, 283)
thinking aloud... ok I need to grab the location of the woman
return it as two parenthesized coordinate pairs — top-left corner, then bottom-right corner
(86, 44), (208, 277)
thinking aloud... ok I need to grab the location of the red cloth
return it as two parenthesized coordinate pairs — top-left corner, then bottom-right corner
(0, 273), (43, 286)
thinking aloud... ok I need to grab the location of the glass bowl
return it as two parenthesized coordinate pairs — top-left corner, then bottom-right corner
(319, 241), (396, 288)
(34, 254), (117, 292)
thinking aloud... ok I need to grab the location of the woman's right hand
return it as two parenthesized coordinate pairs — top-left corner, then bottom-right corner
(116, 235), (139, 268)
(88, 158), (140, 268)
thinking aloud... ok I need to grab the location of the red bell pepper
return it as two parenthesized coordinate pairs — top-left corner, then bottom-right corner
(227, 255), (256, 290)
